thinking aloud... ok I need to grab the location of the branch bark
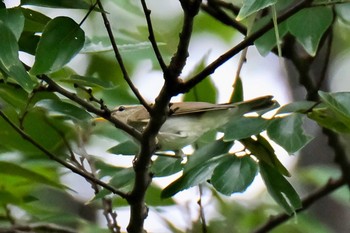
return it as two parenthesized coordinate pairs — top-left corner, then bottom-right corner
(253, 177), (346, 233)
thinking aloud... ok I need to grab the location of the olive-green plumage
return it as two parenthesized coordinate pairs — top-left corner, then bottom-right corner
(111, 96), (275, 150)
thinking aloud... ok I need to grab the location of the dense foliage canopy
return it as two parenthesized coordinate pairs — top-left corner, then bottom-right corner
(0, 0), (350, 233)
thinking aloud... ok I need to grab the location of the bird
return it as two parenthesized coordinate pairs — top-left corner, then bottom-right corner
(110, 95), (276, 151)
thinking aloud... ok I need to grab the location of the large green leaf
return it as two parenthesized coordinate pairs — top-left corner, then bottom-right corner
(161, 140), (232, 198)
(21, 0), (93, 9)
(18, 8), (51, 55)
(287, 7), (333, 56)
(0, 190), (22, 205)
(259, 161), (301, 215)
(0, 161), (64, 189)
(185, 139), (233, 172)
(0, 82), (28, 109)
(267, 114), (313, 154)
(0, 7), (25, 40)
(308, 106), (350, 133)
(277, 100), (317, 114)
(151, 156), (183, 177)
(0, 22), (35, 92)
(21, 7), (51, 32)
(183, 55), (217, 103)
(30, 16), (85, 75)
(211, 155), (257, 195)
(60, 75), (114, 88)
(318, 91), (350, 120)
(230, 76), (243, 103)
(161, 155), (223, 198)
(224, 117), (270, 141)
(108, 167), (135, 190)
(308, 91), (350, 133)
(34, 99), (92, 121)
(237, 0), (277, 21)
(240, 136), (290, 177)
(108, 140), (139, 156)
(254, 16), (288, 56)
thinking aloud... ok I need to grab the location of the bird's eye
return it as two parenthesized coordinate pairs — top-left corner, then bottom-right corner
(118, 106), (126, 112)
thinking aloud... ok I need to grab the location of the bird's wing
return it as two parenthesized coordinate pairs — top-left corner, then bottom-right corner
(169, 102), (234, 115)
(128, 107), (150, 124)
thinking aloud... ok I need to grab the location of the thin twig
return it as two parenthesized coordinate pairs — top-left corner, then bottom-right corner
(201, 3), (247, 35)
(210, 0), (240, 15)
(0, 110), (128, 199)
(253, 177), (346, 233)
(96, 0), (150, 111)
(167, 0), (202, 83)
(38, 75), (142, 142)
(140, 0), (167, 72)
(76, 127), (121, 233)
(197, 185), (208, 233)
(79, 1), (99, 26)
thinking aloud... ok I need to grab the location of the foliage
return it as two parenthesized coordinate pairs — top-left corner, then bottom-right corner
(0, 0), (349, 233)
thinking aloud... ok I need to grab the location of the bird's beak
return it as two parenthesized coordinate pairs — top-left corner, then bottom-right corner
(93, 117), (107, 122)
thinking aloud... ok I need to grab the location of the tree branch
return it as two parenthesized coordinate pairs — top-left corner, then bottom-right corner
(96, 0), (150, 111)
(166, 0), (202, 85)
(140, 0), (167, 72)
(201, 2), (247, 35)
(126, 1), (204, 232)
(0, 110), (128, 199)
(180, 0), (313, 94)
(253, 177), (346, 233)
(38, 75), (142, 142)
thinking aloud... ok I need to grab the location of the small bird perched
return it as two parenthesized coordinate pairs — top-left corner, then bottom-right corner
(110, 96), (276, 151)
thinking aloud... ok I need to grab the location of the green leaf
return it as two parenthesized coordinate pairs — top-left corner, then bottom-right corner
(308, 106), (350, 133)
(259, 161), (301, 215)
(240, 136), (290, 177)
(30, 16), (85, 75)
(0, 7), (25, 40)
(277, 100), (317, 114)
(146, 184), (176, 206)
(82, 37), (165, 54)
(18, 32), (40, 55)
(318, 91), (350, 121)
(108, 140), (139, 156)
(237, 0), (277, 21)
(185, 139), (233, 172)
(183, 76), (217, 103)
(35, 99), (92, 121)
(254, 15), (288, 56)
(230, 76), (243, 103)
(212, 156), (257, 195)
(224, 117), (270, 141)
(0, 161), (64, 189)
(267, 114), (313, 154)
(161, 156), (222, 199)
(59, 75), (114, 88)
(307, 91), (350, 133)
(108, 167), (135, 189)
(287, 7), (333, 56)
(0, 190), (22, 205)
(21, 0), (93, 9)
(0, 21), (36, 92)
(151, 156), (183, 177)
(21, 8), (51, 32)
(0, 82), (28, 109)
(183, 55), (217, 103)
